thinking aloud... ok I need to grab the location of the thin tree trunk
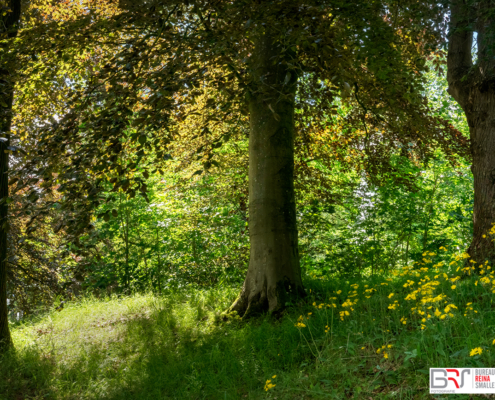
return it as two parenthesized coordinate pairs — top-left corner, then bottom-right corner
(229, 29), (305, 316)
(404, 228), (410, 267)
(142, 245), (148, 288)
(118, 193), (130, 290)
(0, 0), (21, 354)
(191, 230), (199, 267)
(156, 227), (162, 294)
(447, 0), (495, 266)
(124, 206), (130, 289)
(421, 175), (440, 253)
(0, 86), (12, 352)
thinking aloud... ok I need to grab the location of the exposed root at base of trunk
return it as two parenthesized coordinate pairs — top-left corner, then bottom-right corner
(228, 277), (306, 318)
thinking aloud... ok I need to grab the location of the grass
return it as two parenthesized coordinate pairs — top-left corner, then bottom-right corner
(3, 251), (495, 399)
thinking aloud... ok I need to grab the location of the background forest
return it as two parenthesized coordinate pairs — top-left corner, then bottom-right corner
(7, 60), (472, 318)
(3, 1), (495, 399)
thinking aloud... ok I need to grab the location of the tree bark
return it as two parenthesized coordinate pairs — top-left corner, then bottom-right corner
(229, 30), (305, 316)
(447, 0), (495, 266)
(0, 0), (21, 353)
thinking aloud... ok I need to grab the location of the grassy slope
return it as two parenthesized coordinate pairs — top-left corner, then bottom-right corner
(2, 255), (495, 399)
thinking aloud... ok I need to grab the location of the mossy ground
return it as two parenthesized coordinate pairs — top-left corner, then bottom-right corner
(3, 256), (495, 399)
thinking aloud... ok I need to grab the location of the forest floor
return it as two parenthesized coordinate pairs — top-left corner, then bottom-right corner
(2, 259), (495, 399)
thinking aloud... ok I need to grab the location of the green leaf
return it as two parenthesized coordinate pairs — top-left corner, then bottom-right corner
(284, 72), (291, 85)
(404, 349), (417, 362)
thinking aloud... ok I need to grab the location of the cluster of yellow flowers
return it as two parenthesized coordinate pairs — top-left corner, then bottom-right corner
(444, 304), (457, 313)
(474, 263), (495, 294)
(341, 298), (357, 310)
(312, 300), (337, 309)
(294, 315), (306, 328)
(390, 260), (463, 329)
(403, 280), (415, 288)
(296, 240), (495, 372)
(264, 375), (277, 391)
(464, 302), (477, 317)
(339, 310), (350, 320)
(376, 344), (393, 359)
(388, 300), (399, 310)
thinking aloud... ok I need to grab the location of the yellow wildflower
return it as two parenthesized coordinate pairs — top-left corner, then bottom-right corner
(470, 347), (483, 357)
(264, 379), (276, 391)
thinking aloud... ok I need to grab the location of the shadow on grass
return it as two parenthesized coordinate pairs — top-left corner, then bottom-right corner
(0, 345), (57, 400)
(53, 304), (310, 400)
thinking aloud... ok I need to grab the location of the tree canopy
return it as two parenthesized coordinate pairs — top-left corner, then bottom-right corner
(6, 0), (466, 241)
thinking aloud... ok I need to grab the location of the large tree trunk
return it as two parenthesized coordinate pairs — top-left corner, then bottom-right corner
(229, 30), (305, 317)
(0, 0), (21, 353)
(447, 0), (495, 266)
